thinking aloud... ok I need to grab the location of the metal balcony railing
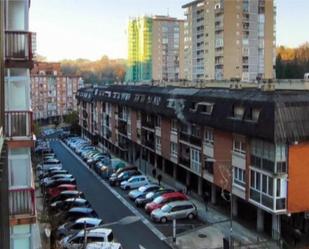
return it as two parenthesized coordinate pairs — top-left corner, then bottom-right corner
(179, 132), (202, 146)
(5, 111), (33, 138)
(5, 31), (35, 61)
(9, 187), (35, 216)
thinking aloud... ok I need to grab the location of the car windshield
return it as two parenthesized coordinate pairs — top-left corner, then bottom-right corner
(153, 196), (164, 204)
(118, 172), (124, 178)
(146, 192), (154, 198)
(128, 178), (135, 183)
(139, 186), (146, 192)
(161, 204), (172, 212)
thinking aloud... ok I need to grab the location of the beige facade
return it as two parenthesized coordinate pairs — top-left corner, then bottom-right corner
(31, 62), (83, 120)
(183, 0), (276, 82)
(151, 16), (185, 81)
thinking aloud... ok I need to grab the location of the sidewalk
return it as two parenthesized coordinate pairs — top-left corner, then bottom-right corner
(147, 172), (279, 249)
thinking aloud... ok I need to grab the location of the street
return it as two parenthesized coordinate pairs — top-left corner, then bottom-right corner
(50, 140), (171, 249)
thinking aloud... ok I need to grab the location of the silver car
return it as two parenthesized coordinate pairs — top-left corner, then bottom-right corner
(151, 200), (197, 223)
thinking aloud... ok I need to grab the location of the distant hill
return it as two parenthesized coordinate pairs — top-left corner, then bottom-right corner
(276, 42), (309, 79)
(60, 55), (127, 85)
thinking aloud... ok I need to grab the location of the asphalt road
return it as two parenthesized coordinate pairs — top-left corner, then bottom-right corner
(50, 140), (170, 249)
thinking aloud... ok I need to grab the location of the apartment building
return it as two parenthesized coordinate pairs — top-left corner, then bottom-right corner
(183, 0), (276, 82)
(126, 16), (185, 83)
(31, 62), (83, 122)
(77, 83), (309, 241)
(1, 0), (37, 248)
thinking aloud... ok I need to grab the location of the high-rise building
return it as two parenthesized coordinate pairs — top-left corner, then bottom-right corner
(31, 62), (83, 122)
(126, 16), (185, 83)
(1, 0), (37, 248)
(183, 0), (276, 82)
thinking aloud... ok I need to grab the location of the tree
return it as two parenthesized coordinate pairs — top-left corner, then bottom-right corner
(64, 111), (80, 135)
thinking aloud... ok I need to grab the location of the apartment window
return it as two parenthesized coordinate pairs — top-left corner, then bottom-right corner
(155, 116), (161, 127)
(171, 142), (178, 157)
(198, 103), (214, 115)
(11, 225), (31, 249)
(233, 138), (246, 154)
(233, 167), (246, 188)
(156, 136), (161, 151)
(204, 160), (214, 174)
(204, 129), (214, 145)
(250, 170), (261, 191)
(127, 123), (132, 136)
(171, 119), (177, 132)
(190, 148), (201, 172)
(233, 105), (245, 119)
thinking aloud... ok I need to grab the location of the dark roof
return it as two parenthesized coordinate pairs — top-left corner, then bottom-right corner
(76, 85), (309, 143)
(182, 0), (204, 8)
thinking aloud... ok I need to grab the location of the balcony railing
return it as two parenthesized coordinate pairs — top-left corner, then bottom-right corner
(179, 132), (202, 146)
(9, 187), (35, 216)
(5, 111), (33, 138)
(142, 120), (155, 130)
(5, 31), (34, 61)
(179, 156), (190, 168)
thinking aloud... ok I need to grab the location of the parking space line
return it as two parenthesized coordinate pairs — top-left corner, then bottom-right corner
(59, 140), (167, 241)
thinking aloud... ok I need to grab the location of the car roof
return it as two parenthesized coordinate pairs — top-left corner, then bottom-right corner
(76, 228), (112, 237)
(75, 217), (102, 225)
(57, 184), (76, 188)
(86, 242), (121, 249)
(68, 207), (93, 213)
(165, 200), (194, 208)
(161, 192), (185, 198)
(65, 198), (87, 203)
(60, 190), (80, 195)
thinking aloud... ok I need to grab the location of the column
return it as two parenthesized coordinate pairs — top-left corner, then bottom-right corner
(162, 159), (166, 173)
(257, 208), (264, 232)
(186, 171), (191, 186)
(198, 177), (203, 196)
(232, 195), (238, 217)
(211, 184), (217, 204)
(272, 214), (281, 240)
(173, 163), (177, 179)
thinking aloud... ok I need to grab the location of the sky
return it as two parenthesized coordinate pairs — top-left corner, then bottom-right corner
(29, 0), (309, 61)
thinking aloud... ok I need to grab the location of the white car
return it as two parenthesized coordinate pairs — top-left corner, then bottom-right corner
(120, 175), (149, 190)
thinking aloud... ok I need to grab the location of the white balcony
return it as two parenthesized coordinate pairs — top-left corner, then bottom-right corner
(155, 127), (161, 137)
(232, 151), (246, 170)
(204, 143), (214, 158)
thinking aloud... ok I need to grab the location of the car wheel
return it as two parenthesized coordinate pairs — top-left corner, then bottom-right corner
(187, 213), (195, 220)
(160, 217), (167, 223)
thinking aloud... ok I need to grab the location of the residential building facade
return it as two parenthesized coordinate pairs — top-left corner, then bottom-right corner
(126, 16), (185, 83)
(183, 0), (276, 82)
(77, 83), (309, 242)
(31, 62), (83, 121)
(2, 0), (37, 248)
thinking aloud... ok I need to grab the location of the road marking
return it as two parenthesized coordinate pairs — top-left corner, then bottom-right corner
(58, 141), (167, 241)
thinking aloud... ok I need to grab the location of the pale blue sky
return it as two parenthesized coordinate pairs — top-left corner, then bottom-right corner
(29, 0), (309, 61)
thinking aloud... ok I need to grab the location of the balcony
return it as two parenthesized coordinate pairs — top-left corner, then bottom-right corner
(141, 120), (155, 130)
(5, 31), (35, 66)
(5, 111), (33, 138)
(142, 139), (155, 150)
(179, 132), (201, 147)
(179, 156), (190, 169)
(9, 187), (35, 217)
(118, 121), (127, 136)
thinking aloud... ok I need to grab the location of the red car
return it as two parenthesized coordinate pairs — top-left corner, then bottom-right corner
(47, 184), (77, 199)
(145, 192), (188, 214)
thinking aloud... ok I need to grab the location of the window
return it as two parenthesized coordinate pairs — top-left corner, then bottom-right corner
(233, 138), (246, 154)
(233, 105), (245, 119)
(204, 160), (214, 174)
(204, 129), (214, 145)
(9, 148), (31, 187)
(155, 116), (161, 127)
(11, 225), (31, 249)
(199, 103), (214, 115)
(171, 142), (178, 157)
(156, 136), (161, 151)
(190, 148), (201, 173)
(171, 120), (177, 132)
(233, 167), (246, 187)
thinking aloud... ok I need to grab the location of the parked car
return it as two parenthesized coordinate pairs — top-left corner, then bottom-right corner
(86, 242), (122, 249)
(128, 184), (160, 201)
(40, 158), (62, 171)
(135, 188), (174, 207)
(56, 217), (103, 239)
(59, 228), (113, 249)
(39, 169), (68, 180)
(57, 207), (97, 225)
(41, 174), (74, 185)
(109, 170), (141, 186)
(50, 198), (89, 213)
(47, 184), (77, 199)
(42, 175), (75, 188)
(145, 192), (188, 214)
(44, 178), (77, 192)
(120, 175), (149, 190)
(151, 200), (197, 223)
(49, 190), (84, 204)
